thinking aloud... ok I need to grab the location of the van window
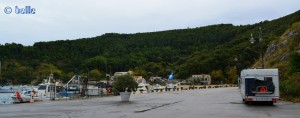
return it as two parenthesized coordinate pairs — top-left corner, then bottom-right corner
(264, 77), (273, 82)
(252, 77), (275, 93)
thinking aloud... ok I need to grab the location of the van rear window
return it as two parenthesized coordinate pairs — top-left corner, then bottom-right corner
(250, 77), (275, 93)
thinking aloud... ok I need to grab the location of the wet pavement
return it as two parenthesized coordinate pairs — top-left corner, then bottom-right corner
(0, 87), (299, 118)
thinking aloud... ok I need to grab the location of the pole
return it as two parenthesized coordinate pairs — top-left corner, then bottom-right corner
(259, 27), (264, 69)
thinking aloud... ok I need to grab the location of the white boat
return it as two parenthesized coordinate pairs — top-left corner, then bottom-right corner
(37, 73), (57, 98)
(11, 90), (36, 103)
(137, 83), (152, 93)
(153, 84), (164, 90)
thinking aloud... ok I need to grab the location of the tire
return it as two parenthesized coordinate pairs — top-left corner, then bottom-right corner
(268, 101), (274, 105)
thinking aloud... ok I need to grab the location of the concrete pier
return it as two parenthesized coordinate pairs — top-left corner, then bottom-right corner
(0, 87), (299, 118)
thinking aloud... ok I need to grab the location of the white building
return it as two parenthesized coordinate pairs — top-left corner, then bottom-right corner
(190, 74), (211, 85)
(133, 76), (146, 84)
(112, 71), (133, 81)
(150, 77), (163, 82)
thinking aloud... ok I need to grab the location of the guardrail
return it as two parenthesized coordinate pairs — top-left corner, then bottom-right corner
(132, 84), (238, 93)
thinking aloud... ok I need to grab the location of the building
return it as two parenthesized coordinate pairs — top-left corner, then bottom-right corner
(112, 71), (133, 81)
(133, 76), (146, 84)
(190, 74), (211, 85)
(150, 77), (163, 83)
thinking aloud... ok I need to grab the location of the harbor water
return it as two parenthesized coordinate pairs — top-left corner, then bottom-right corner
(0, 93), (13, 104)
(0, 85), (36, 104)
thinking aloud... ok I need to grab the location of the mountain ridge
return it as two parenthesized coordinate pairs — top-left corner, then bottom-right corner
(0, 10), (300, 86)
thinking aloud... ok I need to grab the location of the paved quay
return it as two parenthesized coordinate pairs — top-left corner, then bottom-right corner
(1, 87), (300, 118)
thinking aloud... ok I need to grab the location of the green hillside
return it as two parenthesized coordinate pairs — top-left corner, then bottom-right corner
(254, 21), (300, 101)
(0, 10), (300, 87)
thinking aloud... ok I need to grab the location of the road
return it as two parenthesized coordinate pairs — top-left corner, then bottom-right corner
(0, 87), (300, 118)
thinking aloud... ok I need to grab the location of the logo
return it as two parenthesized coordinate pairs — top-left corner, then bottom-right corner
(4, 6), (12, 14)
(3, 6), (36, 14)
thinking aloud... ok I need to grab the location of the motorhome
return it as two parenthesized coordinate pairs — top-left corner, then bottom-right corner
(239, 69), (280, 104)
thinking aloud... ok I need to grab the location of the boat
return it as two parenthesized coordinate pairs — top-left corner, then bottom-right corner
(153, 84), (164, 91)
(37, 73), (63, 98)
(11, 90), (36, 103)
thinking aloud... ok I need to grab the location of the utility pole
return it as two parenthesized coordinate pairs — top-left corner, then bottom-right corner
(259, 27), (264, 68)
(250, 27), (264, 68)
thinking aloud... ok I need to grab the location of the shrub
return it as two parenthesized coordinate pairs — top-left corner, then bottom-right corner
(112, 75), (138, 92)
(280, 72), (300, 97)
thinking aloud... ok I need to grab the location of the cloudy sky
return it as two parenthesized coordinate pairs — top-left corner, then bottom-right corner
(0, 0), (299, 46)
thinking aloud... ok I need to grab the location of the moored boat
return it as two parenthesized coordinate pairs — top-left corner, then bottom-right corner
(11, 90), (36, 103)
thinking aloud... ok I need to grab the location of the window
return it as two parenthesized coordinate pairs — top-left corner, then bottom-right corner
(264, 77), (273, 82)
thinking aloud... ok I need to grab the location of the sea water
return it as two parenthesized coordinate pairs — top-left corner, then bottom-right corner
(0, 93), (13, 104)
(0, 85), (35, 104)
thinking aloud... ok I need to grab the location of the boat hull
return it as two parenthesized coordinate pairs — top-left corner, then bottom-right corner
(11, 92), (31, 103)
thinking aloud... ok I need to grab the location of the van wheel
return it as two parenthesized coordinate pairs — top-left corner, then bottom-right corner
(269, 101), (274, 105)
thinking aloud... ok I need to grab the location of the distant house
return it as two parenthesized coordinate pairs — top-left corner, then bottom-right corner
(112, 71), (133, 81)
(133, 76), (146, 84)
(189, 74), (211, 85)
(150, 77), (163, 83)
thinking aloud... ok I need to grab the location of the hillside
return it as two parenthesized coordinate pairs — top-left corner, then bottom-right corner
(253, 21), (300, 101)
(0, 10), (300, 86)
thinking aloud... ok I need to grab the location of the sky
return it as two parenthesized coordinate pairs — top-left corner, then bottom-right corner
(0, 0), (299, 46)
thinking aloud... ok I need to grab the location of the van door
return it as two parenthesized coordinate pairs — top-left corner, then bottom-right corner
(245, 78), (255, 96)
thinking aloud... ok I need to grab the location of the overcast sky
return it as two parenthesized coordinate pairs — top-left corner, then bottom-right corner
(0, 0), (299, 46)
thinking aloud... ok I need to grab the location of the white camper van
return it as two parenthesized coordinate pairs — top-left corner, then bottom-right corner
(239, 69), (280, 104)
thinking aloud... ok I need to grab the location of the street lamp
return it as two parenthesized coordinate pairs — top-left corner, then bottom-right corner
(234, 57), (238, 69)
(250, 27), (264, 68)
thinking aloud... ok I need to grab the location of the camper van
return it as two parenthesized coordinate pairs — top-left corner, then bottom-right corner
(239, 69), (280, 104)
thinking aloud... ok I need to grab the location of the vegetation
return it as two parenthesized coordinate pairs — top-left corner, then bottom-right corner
(280, 53), (300, 102)
(260, 20), (300, 101)
(112, 75), (138, 92)
(0, 10), (299, 93)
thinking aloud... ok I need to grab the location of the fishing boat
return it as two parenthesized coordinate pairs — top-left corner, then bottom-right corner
(11, 90), (36, 103)
(37, 73), (64, 98)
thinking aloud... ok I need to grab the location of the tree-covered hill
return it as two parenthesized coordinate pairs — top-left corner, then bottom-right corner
(0, 10), (300, 85)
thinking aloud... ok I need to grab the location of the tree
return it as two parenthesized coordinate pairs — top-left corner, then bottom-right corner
(211, 70), (224, 84)
(288, 52), (300, 75)
(34, 63), (63, 83)
(1, 61), (34, 85)
(83, 56), (107, 71)
(89, 69), (102, 80)
(64, 72), (75, 82)
(112, 75), (138, 92)
(227, 68), (238, 84)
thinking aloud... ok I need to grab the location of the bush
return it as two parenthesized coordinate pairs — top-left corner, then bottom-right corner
(112, 75), (138, 92)
(287, 52), (300, 75)
(280, 72), (300, 97)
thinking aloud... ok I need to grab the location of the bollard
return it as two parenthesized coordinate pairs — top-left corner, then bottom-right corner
(30, 92), (34, 103)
